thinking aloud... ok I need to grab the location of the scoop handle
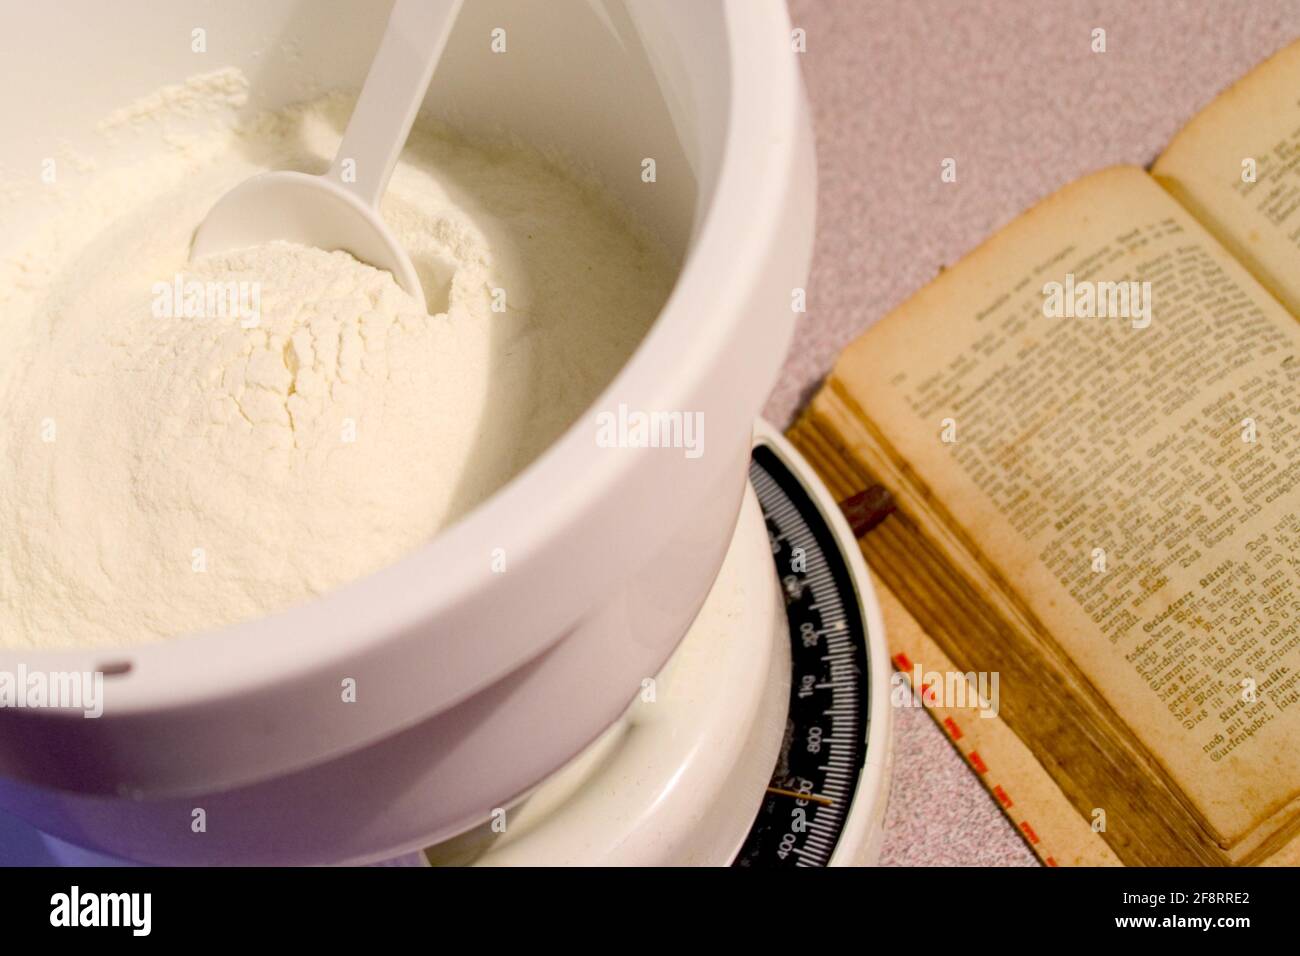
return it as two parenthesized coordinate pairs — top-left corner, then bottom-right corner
(328, 0), (463, 208)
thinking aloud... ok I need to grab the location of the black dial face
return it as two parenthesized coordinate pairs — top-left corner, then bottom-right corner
(733, 444), (872, 868)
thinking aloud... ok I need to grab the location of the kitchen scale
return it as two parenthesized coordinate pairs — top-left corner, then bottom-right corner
(18, 421), (892, 868)
(417, 421), (893, 867)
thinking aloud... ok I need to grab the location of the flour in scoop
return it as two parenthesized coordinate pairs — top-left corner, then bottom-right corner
(0, 70), (674, 648)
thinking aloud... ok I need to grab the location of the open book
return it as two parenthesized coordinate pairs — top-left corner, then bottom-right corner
(790, 39), (1300, 866)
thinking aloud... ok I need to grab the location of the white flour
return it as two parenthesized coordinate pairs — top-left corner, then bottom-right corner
(0, 70), (673, 648)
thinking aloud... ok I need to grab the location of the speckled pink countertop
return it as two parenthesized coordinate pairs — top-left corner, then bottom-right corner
(771, 0), (1300, 866)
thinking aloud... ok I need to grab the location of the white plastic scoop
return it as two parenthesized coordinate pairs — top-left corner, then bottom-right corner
(192, 0), (463, 312)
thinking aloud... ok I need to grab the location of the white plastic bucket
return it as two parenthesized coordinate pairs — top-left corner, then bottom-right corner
(0, 0), (814, 863)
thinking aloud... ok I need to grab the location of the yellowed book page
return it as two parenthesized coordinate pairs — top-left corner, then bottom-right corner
(1263, 831), (1300, 865)
(1153, 39), (1300, 316)
(873, 573), (1120, 867)
(836, 165), (1300, 850)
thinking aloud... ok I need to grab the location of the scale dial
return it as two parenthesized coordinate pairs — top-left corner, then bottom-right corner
(734, 435), (887, 867)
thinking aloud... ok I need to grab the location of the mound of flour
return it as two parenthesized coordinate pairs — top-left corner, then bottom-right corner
(0, 71), (673, 648)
